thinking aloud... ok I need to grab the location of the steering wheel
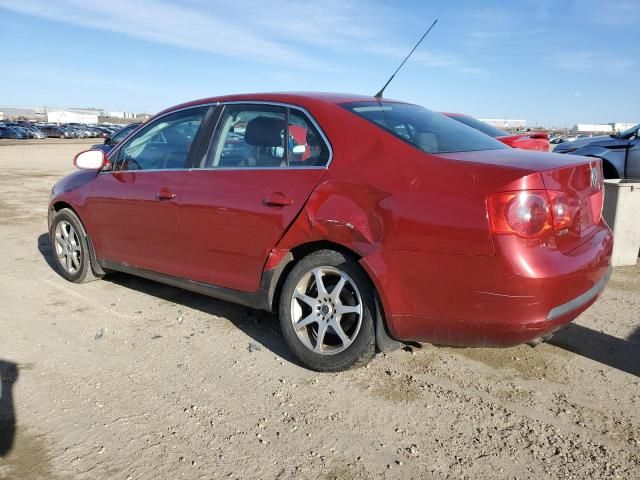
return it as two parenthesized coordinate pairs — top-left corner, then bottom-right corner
(121, 155), (142, 171)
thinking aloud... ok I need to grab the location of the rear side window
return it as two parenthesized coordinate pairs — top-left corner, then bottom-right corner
(201, 104), (330, 168)
(342, 102), (507, 154)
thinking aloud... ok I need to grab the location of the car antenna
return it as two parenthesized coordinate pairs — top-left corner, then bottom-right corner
(374, 18), (439, 99)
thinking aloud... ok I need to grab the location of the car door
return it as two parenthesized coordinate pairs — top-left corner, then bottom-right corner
(179, 103), (331, 292)
(86, 105), (211, 277)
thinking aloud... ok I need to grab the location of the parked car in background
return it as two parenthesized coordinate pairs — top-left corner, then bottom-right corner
(0, 126), (29, 139)
(48, 92), (611, 371)
(20, 125), (46, 139)
(91, 122), (141, 153)
(443, 113), (550, 152)
(40, 126), (73, 138)
(549, 136), (565, 144)
(554, 123), (640, 178)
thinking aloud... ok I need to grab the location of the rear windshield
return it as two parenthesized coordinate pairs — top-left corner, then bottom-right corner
(342, 102), (507, 154)
(447, 115), (508, 137)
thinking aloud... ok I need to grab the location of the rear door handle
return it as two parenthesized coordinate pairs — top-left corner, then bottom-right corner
(264, 192), (293, 207)
(157, 189), (177, 201)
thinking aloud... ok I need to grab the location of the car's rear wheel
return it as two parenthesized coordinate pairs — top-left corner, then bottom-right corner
(279, 250), (375, 372)
(50, 208), (101, 283)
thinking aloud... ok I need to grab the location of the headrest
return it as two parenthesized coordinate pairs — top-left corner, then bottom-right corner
(245, 116), (284, 147)
(414, 132), (438, 153)
(306, 128), (321, 147)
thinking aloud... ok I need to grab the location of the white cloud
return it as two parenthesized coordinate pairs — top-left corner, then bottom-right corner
(0, 0), (324, 67)
(0, 0), (475, 74)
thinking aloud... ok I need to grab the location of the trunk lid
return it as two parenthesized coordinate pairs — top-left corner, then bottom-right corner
(437, 149), (604, 250)
(540, 158), (604, 250)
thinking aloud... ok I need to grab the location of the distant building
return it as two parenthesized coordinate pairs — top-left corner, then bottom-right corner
(0, 107), (47, 121)
(572, 124), (613, 133)
(48, 109), (101, 124)
(478, 118), (526, 129)
(107, 111), (136, 119)
(609, 122), (636, 132)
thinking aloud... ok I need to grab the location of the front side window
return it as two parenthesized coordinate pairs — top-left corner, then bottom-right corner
(202, 104), (329, 168)
(110, 123), (139, 145)
(342, 102), (507, 154)
(113, 107), (207, 171)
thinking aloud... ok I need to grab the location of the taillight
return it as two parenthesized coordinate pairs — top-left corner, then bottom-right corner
(547, 191), (572, 230)
(488, 190), (576, 238)
(488, 191), (551, 238)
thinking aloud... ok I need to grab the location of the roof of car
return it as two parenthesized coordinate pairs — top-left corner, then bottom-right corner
(158, 92), (408, 117)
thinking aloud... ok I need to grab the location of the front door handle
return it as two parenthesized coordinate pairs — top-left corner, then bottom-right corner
(157, 189), (177, 201)
(264, 192), (293, 207)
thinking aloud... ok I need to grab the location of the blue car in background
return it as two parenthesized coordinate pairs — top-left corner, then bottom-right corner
(554, 123), (640, 179)
(0, 126), (29, 139)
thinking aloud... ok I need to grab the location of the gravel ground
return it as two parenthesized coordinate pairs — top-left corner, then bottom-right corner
(0, 142), (638, 480)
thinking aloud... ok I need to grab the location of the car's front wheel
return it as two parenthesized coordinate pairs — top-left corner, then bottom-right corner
(50, 208), (101, 283)
(279, 250), (375, 371)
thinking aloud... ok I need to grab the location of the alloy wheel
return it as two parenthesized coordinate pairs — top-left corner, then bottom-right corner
(290, 266), (363, 355)
(54, 220), (82, 274)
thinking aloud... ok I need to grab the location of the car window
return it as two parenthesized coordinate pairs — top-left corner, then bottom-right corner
(342, 102), (507, 154)
(447, 115), (508, 137)
(113, 107), (207, 171)
(201, 104), (329, 169)
(288, 111), (330, 167)
(110, 124), (138, 144)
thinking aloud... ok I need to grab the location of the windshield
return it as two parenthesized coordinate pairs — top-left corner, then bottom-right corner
(616, 123), (640, 139)
(446, 114), (508, 137)
(342, 102), (507, 154)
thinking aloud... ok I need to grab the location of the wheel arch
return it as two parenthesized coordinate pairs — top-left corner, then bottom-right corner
(50, 201), (105, 276)
(263, 240), (401, 352)
(600, 158), (620, 179)
(581, 153), (622, 179)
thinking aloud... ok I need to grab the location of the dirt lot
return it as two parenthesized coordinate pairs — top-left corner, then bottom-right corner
(0, 142), (638, 479)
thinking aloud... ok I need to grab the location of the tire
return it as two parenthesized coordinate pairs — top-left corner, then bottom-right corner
(279, 250), (375, 372)
(49, 208), (102, 283)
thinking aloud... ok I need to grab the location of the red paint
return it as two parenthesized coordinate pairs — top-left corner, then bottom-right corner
(498, 133), (550, 152)
(179, 169), (325, 291)
(50, 92), (612, 348)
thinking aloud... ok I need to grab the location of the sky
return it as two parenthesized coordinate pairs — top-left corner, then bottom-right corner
(0, 0), (637, 127)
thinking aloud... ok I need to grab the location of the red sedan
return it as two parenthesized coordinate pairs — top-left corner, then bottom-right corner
(443, 112), (550, 151)
(48, 93), (611, 371)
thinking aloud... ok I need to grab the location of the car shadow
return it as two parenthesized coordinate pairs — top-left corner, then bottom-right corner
(549, 323), (640, 377)
(36, 234), (299, 367)
(37, 233), (640, 376)
(0, 360), (18, 457)
(37, 233), (58, 273)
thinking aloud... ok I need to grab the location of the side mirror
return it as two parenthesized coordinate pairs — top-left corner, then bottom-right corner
(292, 145), (306, 154)
(104, 136), (111, 145)
(73, 149), (109, 170)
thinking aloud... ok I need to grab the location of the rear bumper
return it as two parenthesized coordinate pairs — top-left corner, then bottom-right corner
(367, 222), (613, 347)
(547, 266), (610, 321)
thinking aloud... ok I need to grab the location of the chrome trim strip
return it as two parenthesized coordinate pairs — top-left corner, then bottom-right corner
(99, 168), (189, 174)
(98, 166), (327, 175)
(195, 166), (327, 172)
(547, 266), (612, 320)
